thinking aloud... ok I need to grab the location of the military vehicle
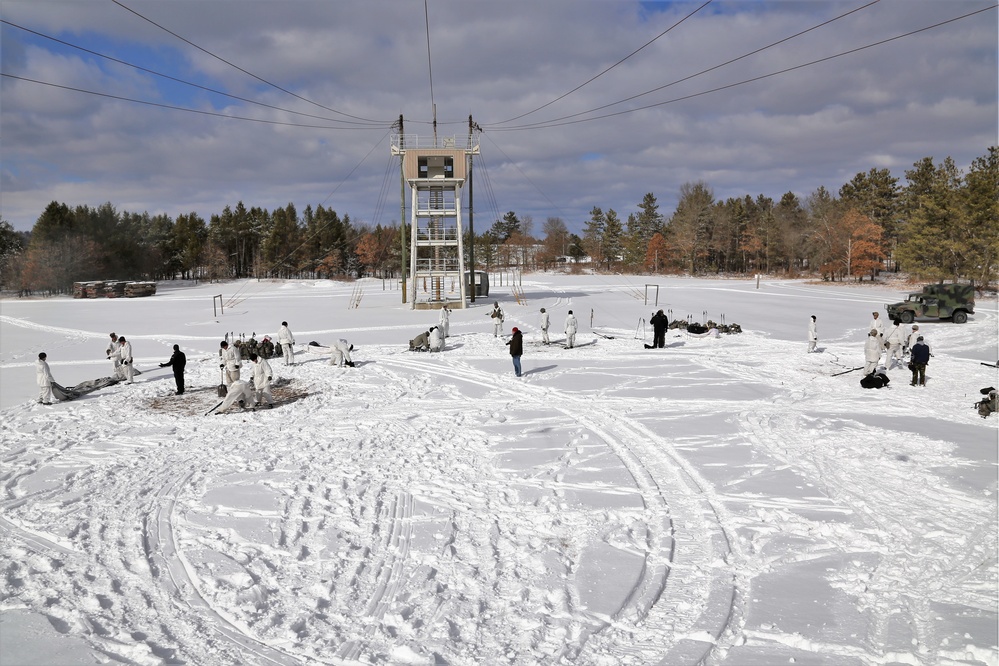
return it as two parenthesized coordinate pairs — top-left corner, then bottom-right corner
(885, 283), (975, 324)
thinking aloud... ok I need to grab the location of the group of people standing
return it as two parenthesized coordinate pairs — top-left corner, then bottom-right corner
(490, 302), (576, 348)
(861, 311), (930, 387)
(35, 331), (138, 405)
(27, 301), (619, 408)
(503, 304), (578, 377)
(33, 322), (298, 410)
(805, 311), (931, 388)
(415, 301), (577, 377)
(31, 299), (953, 410)
(111, 330), (185, 395)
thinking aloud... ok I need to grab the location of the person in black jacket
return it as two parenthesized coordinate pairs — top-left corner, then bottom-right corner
(160, 344), (187, 394)
(650, 309), (669, 348)
(909, 336), (930, 386)
(506, 327), (524, 377)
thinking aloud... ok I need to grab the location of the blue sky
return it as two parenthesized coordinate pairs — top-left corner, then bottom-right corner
(1, 0), (996, 234)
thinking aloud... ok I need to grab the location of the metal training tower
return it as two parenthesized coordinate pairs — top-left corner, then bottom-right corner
(391, 130), (479, 310)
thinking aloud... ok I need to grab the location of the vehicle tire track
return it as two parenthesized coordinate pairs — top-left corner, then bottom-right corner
(378, 355), (740, 664)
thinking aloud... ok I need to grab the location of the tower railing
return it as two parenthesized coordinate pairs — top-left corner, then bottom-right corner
(415, 227), (459, 242)
(415, 258), (461, 272)
(391, 134), (479, 150)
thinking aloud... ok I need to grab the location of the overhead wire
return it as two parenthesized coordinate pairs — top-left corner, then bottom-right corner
(492, 0), (713, 126)
(487, 4), (997, 132)
(0, 73), (390, 131)
(111, 0), (395, 124)
(316, 130), (393, 209)
(213, 129), (393, 308)
(481, 134), (573, 222)
(370, 149), (401, 227)
(474, 151), (503, 231)
(1, 19), (386, 127)
(483, 0), (882, 130)
(424, 0), (436, 128)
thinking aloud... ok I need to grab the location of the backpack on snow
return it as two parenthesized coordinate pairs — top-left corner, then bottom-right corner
(860, 372), (890, 389)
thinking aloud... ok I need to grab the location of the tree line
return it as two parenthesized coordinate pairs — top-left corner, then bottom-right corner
(0, 201), (374, 294)
(523, 147), (995, 286)
(1, 148), (995, 295)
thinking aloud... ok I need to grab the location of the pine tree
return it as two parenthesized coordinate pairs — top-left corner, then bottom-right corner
(30, 201), (74, 245)
(897, 157), (965, 280)
(602, 209), (624, 271)
(668, 182), (714, 274)
(582, 207), (606, 267)
(490, 211), (521, 242)
(624, 193), (663, 269)
(260, 205), (298, 277)
(173, 213), (207, 280)
(774, 192), (808, 274)
(960, 147), (999, 287)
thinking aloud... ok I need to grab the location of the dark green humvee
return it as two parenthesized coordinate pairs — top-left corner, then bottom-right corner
(885, 283), (975, 324)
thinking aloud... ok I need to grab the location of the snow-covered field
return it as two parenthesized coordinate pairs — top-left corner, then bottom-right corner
(1, 275), (996, 666)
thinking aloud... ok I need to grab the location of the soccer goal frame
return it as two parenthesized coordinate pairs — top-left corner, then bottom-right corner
(644, 284), (660, 307)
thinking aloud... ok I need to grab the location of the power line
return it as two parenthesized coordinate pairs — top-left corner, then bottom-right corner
(246, 130), (393, 284)
(484, 0), (882, 130)
(492, 0), (713, 126)
(473, 151), (503, 232)
(481, 134), (573, 222)
(317, 131), (393, 209)
(424, 0), (437, 136)
(487, 4), (997, 132)
(111, 0), (394, 125)
(1, 19), (386, 128)
(369, 150), (400, 227)
(0, 73), (391, 131)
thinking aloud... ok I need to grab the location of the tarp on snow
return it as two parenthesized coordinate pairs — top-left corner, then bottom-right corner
(51, 377), (121, 401)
